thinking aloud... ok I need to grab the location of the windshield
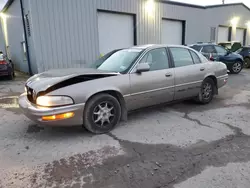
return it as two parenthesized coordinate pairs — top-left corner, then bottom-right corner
(97, 49), (142, 73)
(89, 49), (121, 69)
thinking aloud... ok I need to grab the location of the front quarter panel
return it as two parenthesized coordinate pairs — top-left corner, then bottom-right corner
(48, 74), (130, 104)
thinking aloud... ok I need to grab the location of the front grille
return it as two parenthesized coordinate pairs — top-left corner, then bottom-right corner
(26, 86), (36, 103)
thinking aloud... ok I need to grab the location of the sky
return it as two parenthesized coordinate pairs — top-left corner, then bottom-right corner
(0, 0), (249, 9)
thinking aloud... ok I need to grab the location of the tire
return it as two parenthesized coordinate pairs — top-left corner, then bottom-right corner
(230, 61), (242, 74)
(196, 78), (215, 104)
(244, 57), (250, 68)
(83, 94), (121, 134)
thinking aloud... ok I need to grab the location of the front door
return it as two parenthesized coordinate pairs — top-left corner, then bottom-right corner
(127, 48), (175, 110)
(169, 47), (206, 100)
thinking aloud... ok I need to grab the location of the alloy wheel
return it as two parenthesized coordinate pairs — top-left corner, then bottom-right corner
(202, 83), (212, 100)
(92, 102), (115, 127)
(232, 62), (242, 73)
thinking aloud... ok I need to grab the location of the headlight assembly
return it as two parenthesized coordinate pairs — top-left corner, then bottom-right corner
(36, 96), (74, 107)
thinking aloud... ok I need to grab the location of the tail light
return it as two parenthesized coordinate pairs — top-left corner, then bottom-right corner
(0, 60), (7, 65)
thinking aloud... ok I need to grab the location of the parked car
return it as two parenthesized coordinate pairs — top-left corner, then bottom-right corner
(189, 43), (244, 74)
(0, 52), (15, 80)
(235, 46), (250, 68)
(19, 45), (228, 134)
(218, 41), (242, 52)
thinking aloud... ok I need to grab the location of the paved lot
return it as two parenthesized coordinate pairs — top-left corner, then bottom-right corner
(0, 70), (250, 188)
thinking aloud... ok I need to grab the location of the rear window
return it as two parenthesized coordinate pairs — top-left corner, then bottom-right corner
(190, 45), (202, 52)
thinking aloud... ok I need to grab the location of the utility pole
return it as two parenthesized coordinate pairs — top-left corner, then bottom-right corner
(222, 0), (225, 4)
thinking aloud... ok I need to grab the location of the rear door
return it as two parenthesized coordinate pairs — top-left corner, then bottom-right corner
(128, 48), (175, 110)
(169, 47), (206, 100)
(214, 45), (228, 61)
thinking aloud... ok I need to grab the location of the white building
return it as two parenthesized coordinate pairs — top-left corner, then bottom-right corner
(1, 0), (250, 75)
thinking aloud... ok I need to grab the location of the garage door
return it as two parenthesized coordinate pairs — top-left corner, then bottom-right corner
(236, 28), (245, 44)
(217, 27), (229, 42)
(162, 19), (183, 45)
(98, 12), (134, 55)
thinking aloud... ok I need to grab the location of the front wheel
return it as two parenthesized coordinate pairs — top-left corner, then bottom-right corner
(83, 94), (121, 134)
(196, 78), (215, 104)
(230, 61), (242, 74)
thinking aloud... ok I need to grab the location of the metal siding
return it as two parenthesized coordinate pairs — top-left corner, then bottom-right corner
(0, 23), (6, 53)
(205, 5), (250, 42)
(162, 4), (206, 44)
(26, 0), (163, 72)
(19, 0), (250, 72)
(4, 0), (28, 73)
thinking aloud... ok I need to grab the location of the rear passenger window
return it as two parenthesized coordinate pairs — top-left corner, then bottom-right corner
(170, 48), (194, 67)
(189, 50), (201, 64)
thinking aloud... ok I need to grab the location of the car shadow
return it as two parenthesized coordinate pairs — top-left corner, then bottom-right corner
(25, 124), (94, 141)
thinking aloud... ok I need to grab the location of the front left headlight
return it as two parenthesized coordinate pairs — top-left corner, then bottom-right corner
(36, 96), (74, 107)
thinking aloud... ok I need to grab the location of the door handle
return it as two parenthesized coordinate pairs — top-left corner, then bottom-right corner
(200, 67), (205, 71)
(165, 73), (172, 77)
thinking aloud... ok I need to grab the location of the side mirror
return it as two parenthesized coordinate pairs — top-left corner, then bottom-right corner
(136, 63), (150, 73)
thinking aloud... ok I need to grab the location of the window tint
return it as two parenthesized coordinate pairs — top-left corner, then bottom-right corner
(189, 50), (201, 64)
(202, 45), (216, 53)
(141, 48), (169, 71)
(170, 48), (194, 67)
(214, 46), (227, 55)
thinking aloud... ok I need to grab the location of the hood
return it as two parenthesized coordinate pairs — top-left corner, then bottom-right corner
(26, 68), (119, 93)
(230, 52), (243, 58)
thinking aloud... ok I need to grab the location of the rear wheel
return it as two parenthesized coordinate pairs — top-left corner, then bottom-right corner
(244, 57), (250, 68)
(83, 94), (121, 134)
(230, 61), (242, 74)
(196, 78), (215, 104)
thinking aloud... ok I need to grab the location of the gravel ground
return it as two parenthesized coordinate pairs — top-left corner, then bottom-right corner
(0, 70), (250, 188)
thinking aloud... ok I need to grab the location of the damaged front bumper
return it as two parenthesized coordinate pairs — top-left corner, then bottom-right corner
(19, 93), (85, 126)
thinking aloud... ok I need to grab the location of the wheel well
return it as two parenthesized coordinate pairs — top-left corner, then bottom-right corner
(236, 59), (244, 63)
(206, 75), (218, 94)
(87, 90), (128, 121)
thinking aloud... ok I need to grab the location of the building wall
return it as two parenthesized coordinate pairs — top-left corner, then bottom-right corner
(4, 1), (250, 73)
(27, 0), (211, 73)
(205, 5), (250, 44)
(4, 0), (28, 73)
(21, 0), (38, 74)
(0, 22), (6, 53)
(26, 0), (164, 73)
(161, 4), (206, 44)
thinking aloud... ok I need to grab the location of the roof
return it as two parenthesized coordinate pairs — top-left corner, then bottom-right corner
(2, 0), (250, 13)
(206, 3), (250, 11)
(160, 1), (250, 11)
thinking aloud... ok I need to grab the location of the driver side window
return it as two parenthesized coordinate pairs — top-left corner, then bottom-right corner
(140, 48), (169, 71)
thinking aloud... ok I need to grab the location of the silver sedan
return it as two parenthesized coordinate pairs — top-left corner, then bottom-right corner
(19, 45), (228, 134)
